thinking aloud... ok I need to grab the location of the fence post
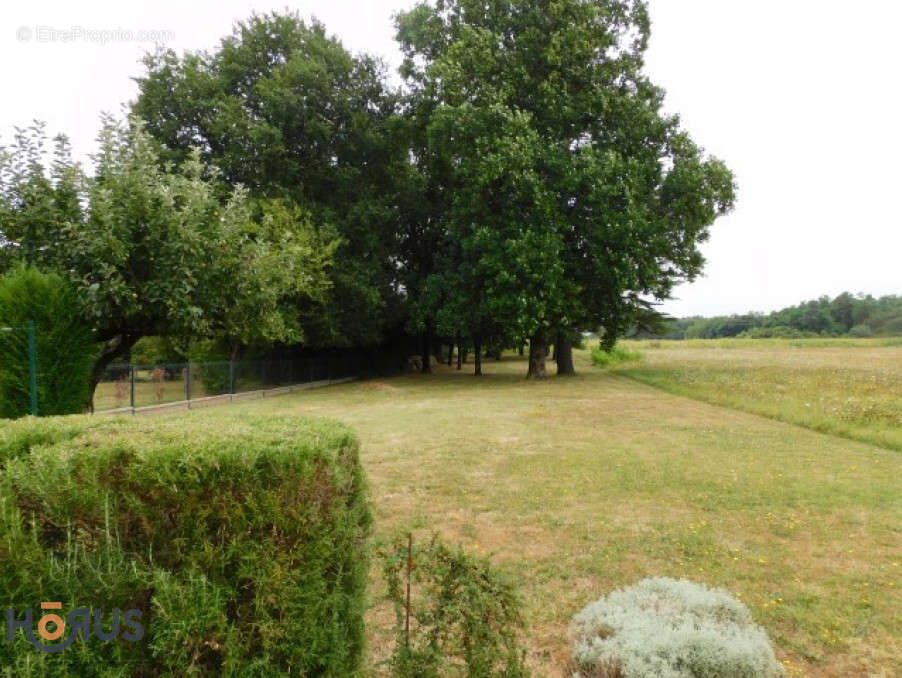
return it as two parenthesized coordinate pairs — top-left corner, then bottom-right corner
(129, 364), (135, 410)
(185, 362), (191, 405)
(26, 320), (38, 416)
(229, 360), (235, 396)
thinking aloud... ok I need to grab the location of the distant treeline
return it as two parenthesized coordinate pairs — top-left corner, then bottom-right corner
(634, 293), (902, 339)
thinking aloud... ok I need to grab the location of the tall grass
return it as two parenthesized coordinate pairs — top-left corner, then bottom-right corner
(629, 336), (902, 350)
(614, 338), (902, 451)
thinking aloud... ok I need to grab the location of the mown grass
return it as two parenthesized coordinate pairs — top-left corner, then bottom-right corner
(170, 350), (902, 678)
(616, 338), (902, 452)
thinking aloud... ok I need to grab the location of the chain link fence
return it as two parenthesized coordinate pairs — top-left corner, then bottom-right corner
(95, 356), (362, 413)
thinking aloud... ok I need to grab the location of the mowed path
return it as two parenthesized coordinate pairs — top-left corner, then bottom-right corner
(194, 351), (902, 677)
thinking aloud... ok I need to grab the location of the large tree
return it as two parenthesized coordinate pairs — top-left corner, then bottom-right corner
(133, 12), (406, 350)
(0, 119), (332, 408)
(395, 0), (736, 376)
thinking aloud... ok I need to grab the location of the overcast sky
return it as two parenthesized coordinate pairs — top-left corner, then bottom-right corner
(2, 0), (899, 317)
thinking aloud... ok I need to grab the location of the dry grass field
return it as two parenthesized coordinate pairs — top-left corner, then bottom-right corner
(171, 344), (902, 678)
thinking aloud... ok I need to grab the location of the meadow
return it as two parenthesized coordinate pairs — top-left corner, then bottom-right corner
(168, 345), (902, 678)
(617, 337), (902, 452)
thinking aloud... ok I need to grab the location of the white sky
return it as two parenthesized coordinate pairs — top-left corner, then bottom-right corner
(2, 0), (899, 317)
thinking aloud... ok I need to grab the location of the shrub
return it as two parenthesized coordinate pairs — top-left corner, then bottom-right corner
(381, 533), (529, 678)
(847, 323), (873, 338)
(738, 325), (811, 339)
(0, 413), (371, 676)
(590, 344), (643, 368)
(0, 265), (96, 418)
(569, 578), (784, 678)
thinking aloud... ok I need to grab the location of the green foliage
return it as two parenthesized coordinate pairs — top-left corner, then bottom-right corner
(134, 13), (403, 349)
(381, 533), (529, 678)
(0, 414), (371, 676)
(738, 326), (814, 339)
(4, 4), (747, 378)
(4, 5), (742, 378)
(570, 578), (784, 678)
(0, 126), (83, 270)
(654, 293), (902, 341)
(395, 0), (735, 371)
(0, 119), (334, 407)
(685, 315), (762, 339)
(0, 266), (95, 417)
(591, 344), (643, 368)
(129, 336), (185, 365)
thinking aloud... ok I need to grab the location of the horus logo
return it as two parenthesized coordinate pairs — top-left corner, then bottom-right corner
(5, 602), (144, 653)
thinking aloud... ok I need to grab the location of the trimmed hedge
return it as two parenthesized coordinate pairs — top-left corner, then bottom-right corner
(0, 413), (371, 676)
(0, 265), (97, 418)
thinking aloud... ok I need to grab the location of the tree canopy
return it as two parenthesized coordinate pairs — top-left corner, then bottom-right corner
(0, 2), (741, 405)
(133, 13), (406, 348)
(0, 119), (332, 408)
(394, 0), (735, 375)
(642, 293), (902, 340)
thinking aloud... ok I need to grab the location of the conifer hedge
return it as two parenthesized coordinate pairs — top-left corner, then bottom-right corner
(0, 265), (96, 418)
(0, 413), (371, 676)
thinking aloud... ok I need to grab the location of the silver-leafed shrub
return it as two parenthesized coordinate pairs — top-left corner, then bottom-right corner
(570, 577), (784, 678)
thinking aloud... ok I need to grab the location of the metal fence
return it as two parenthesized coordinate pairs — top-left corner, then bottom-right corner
(95, 356), (361, 413)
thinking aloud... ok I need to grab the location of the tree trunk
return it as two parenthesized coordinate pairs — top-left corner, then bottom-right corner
(86, 333), (140, 412)
(556, 333), (575, 376)
(518, 344), (524, 356)
(432, 338), (443, 365)
(457, 339), (464, 370)
(527, 333), (548, 378)
(447, 339), (455, 366)
(473, 334), (483, 376)
(421, 328), (432, 374)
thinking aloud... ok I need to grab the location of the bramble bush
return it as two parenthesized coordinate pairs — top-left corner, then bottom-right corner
(569, 577), (784, 678)
(0, 413), (371, 676)
(0, 265), (96, 417)
(380, 533), (529, 678)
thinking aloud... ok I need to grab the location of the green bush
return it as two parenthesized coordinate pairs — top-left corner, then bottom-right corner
(590, 344), (643, 368)
(187, 340), (235, 395)
(738, 325), (813, 339)
(0, 265), (96, 418)
(381, 533), (529, 678)
(0, 413), (371, 676)
(569, 577), (784, 678)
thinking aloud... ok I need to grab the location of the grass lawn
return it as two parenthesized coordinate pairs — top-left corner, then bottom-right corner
(617, 338), (902, 452)
(172, 348), (900, 677)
